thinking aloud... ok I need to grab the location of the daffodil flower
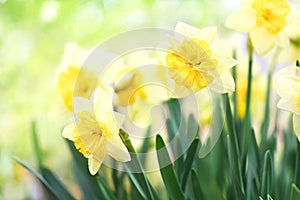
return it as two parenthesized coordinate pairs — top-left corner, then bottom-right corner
(62, 86), (130, 175)
(274, 63), (300, 140)
(225, 0), (291, 55)
(166, 21), (236, 97)
(56, 43), (98, 110)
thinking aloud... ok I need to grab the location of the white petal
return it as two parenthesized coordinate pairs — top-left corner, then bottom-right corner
(277, 31), (290, 48)
(88, 157), (103, 175)
(225, 8), (256, 32)
(209, 71), (235, 93)
(73, 96), (94, 115)
(106, 135), (131, 162)
(293, 114), (300, 141)
(175, 21), (217, 46)
(250, 28), (276, 55)
(62, 123), (75, 140)
(93, 86), (114, 121)
(277, 99), (300, 115)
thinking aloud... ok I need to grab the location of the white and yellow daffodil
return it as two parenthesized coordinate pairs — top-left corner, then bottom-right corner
(56, 43), (98, 111)
(225, 0), (291, 55)
(274, 63), (300, 140)
(165, 21), (236, 97)
(62, 86), (130, 175)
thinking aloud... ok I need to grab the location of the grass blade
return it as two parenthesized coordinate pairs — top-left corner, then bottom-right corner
(13, 156), (59, 200)
(191, 169), (205, 200)
(261, 150), (273, 199)
(66, 140), (104, 200)
(156, 135), (185, 200)
(291, 184), (300, 200)
(97, 177), (118, 200)
(181, 138), (199, 191)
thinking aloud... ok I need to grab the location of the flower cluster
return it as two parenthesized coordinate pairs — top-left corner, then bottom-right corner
(56, 22), (236, 175)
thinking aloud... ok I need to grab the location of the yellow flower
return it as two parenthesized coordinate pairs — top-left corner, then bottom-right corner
(62, 86), (130, 175)
(114, 68), (171, 127)
(56, 43), (98, 110)
(225, 0), (291, 55)
(166, 21), (236, 97)
(274, 63), (300, 140)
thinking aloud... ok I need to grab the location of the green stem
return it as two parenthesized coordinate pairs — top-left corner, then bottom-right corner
(244, 38), (253, 123)
(294, 140), (300, 187)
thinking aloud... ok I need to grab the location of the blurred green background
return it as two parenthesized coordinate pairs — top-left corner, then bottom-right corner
(0, 0), (238, 198)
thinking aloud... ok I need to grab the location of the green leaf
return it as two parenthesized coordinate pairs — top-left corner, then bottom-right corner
(223, 94), (245, 197)
(119, 129), (156, 200)
(12, 156), (59, 200)
(181, 138), (199, 191)
(191, 169), (205, 200)
(226, 135), (245, 199)
(40, 166), (75, 200)
(166, 98), (181, 135)
(31, 121), (43, 167)
(32, 123), (74, 200)
(156, 135), (185, 200)
(261, 150), (273, 199)
(291, 184), (300, 200)
(66, 140), (104, 200)
(97, 177), (117, 200)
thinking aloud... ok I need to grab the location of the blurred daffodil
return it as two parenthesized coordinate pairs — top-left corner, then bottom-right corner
(236, 55), (266, 120)
(56, 43), (98, 111)
(274, 62), (300, 140)
(225, 0), (291, 55)
(166, 21), (236, 97)
(62, 86), (130, 175)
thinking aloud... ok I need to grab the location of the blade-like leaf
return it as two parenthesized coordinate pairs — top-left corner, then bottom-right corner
(291, 184), (300, 200)
(40, 166), (75, 200)
(66, 140), (104, 200)
(97, 177), (118, 200)
(119, 129), (156, 200)
(226, 135), (245, 199)
(191, 169), (205, 200)
(261, 150), (273, 199)
(31, 121), (43, 167)
(181, 138), (199, 190)
(13, 156), (58, 200)
(156, 135), (185, 200)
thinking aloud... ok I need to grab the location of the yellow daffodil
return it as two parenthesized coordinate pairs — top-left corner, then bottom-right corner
(225, 0), (291, 55)
(166, 21), (236, 97)
(274, 63), (300, 140)
(56, 43), (98, 110)
(62, 86), (130, 175)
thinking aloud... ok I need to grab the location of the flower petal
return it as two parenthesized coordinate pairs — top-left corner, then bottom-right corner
(293, 114), (300, 141)
(175, 21), (217, 46)
(62, 123), (75, 140)
(250, 28), (276, 55)
(277, 99), (300, 115)
(225, 8), (256, 32)
(88, 156), (103, 175)
(209, 71), (235, 93)
(106, 135), (131, 162)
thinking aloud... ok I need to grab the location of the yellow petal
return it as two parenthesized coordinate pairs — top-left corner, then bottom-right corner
(62, 123), (75, 140)
(225, 8), (256, 32)
(88, 157), (103, 175)
(106, 135), (131, 162)
(293, 114), (300, 141)
(250, 28), (276, 55)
